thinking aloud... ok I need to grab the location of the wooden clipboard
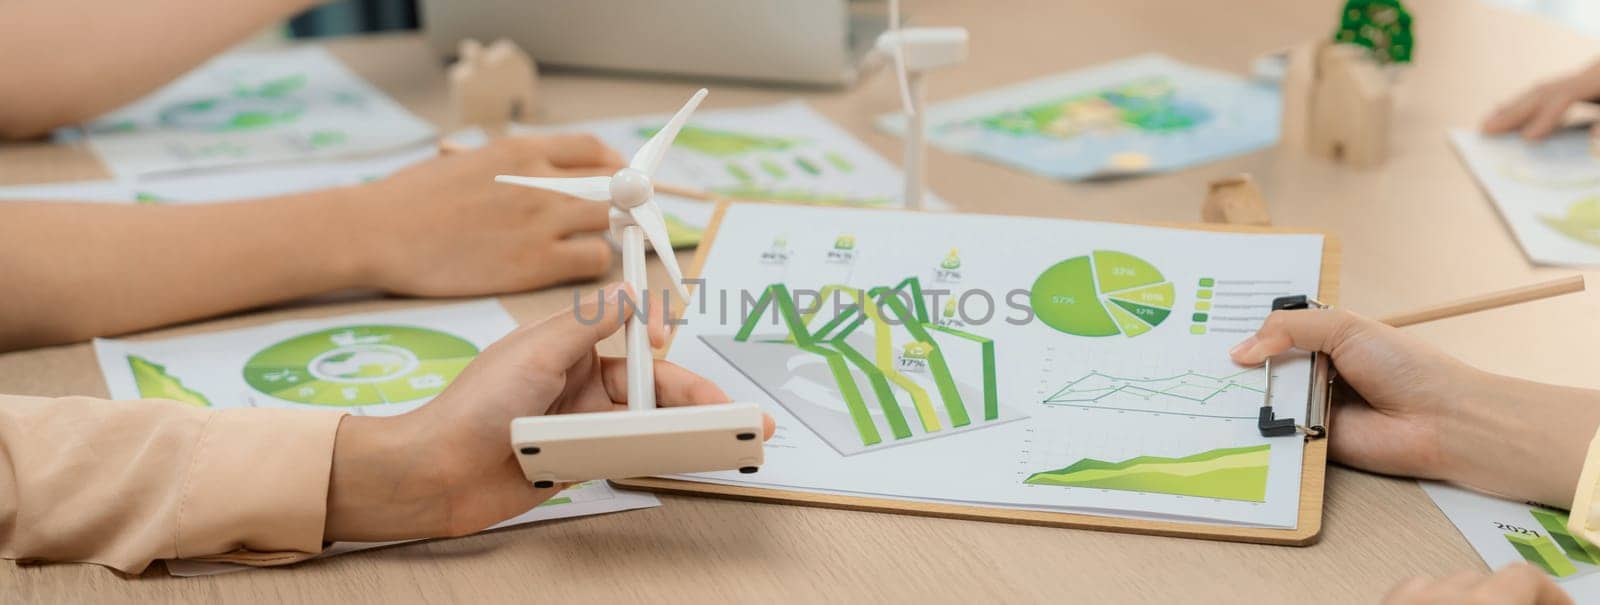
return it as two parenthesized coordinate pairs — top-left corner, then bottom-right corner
(618, 202), (1341, 547)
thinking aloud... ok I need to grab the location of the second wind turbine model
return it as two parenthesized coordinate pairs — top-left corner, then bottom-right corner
(498, 89), (765, 487)
(877, 0), (969, 210)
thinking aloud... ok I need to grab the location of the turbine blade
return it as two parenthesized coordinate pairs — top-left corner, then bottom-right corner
(493, 175), (612, 202)
(892, 45), (914, 115)
(629, 203), (690, 301)
(630, 88), (708, 177)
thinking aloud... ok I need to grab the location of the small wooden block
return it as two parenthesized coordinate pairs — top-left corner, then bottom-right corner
(449, 39), (539, 134)
(1281, 39), (1393, 167)
(1202, 174), (1271, 226)
(1309, 45), (1391, 166)
(437, 140), (469, 155)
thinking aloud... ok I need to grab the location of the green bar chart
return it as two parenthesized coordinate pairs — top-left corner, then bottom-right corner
(795, 156), (822, 175)
(760, 159), (787, 179)
(701, 276), (1018, 455)
(1494, 507), (1600, 578)
(824, 151), (854, 172)
(1530, 508), (1600, 565)
(1507, 533), (1580, 577)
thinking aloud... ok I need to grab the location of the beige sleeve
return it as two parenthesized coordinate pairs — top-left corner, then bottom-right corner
(0, 394), (345, 574)
(1570, 428), (1600, 545)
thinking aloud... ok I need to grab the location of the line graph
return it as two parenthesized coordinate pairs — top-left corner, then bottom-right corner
(1041, 368), (1265, 419)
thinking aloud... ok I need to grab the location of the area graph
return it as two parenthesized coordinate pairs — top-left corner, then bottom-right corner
(1024, 444), (1270, 502)
(128, 355), (212, 407)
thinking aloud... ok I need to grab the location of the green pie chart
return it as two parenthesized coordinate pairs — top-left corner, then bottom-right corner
(1030, 251), (1174, 337)
(243, 325), (478, 406)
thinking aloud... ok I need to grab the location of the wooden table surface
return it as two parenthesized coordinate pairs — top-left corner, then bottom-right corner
(5, 0), (1600, 602)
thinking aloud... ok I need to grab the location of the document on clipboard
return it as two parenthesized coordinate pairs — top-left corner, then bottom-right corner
(621, 203), (1336, 545)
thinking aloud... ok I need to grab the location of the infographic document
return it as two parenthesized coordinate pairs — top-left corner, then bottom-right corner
(666, 204), (1323, 528)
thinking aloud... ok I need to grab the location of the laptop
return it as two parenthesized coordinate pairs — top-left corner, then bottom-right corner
(419, 0), (889, 87)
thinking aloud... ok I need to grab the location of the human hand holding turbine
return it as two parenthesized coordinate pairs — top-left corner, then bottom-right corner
(498, 88), (765, 487)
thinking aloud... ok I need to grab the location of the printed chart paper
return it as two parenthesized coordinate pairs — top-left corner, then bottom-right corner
(0, 150), (419, 204)
(93, 301), (660, 575)
(0, 131), (486, 206)
(84, 47), (436, 178)
(1451, 129), (1600, 266)
(128, 144), (436, 204)
(665, 204), (1323, 527)
(1423, 482), (1600, 600)
(879, 54), (1281, 181)
(0, 180), (136, 203)
(514, 101), (942, 247)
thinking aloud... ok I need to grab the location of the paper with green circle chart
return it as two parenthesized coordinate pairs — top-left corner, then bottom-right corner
(667, 203), (1323, 528)
(93, 300), (514, 416)
(242, 325), (478, 407)
(83, 46), (436, 178)
(1451, 129), (1600, 267)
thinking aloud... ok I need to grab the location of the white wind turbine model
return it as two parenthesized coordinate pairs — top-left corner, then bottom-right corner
(877, 0), (968, 210)
(499, 89), (764, 487)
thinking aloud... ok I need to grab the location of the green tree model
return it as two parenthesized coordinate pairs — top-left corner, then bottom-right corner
(1335, 0), (1414, 64)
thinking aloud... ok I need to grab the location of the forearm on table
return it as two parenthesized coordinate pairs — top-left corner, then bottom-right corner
(0, 188), (375, 351)
(1438, 370), (1600, 508)
(0, 0), (322, 139)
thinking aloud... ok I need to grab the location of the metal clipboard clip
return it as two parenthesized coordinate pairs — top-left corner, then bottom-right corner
(1257, 295), (1333, 440)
